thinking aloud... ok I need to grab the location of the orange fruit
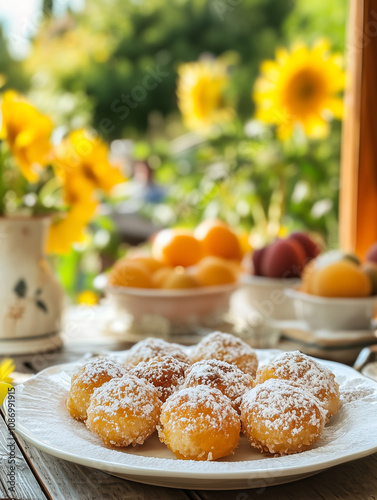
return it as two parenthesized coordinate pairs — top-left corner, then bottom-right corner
(131, 256), (165, 273)
(195, 220), (243, 261)
(108, 260), (154, 288)
(161, 268), (200, 289)
(152, 267), (174, 288)
(311, 260), (372, 297)
(195, 256), (238, 287)
(152, 229), (203, 267)
(238, 231), (252, 255)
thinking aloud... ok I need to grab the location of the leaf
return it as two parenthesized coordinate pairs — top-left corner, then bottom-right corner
(35, 300), (48, 314)
(14, 279), (27, 298)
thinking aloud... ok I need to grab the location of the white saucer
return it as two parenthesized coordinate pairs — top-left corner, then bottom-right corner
(269, 320), (377, 364)
(0, 330), (62, 355)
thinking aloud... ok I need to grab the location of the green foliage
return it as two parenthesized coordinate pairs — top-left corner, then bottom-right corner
(284, 0), (347, 50)
(138, 118), (341, 246)
(27, 0), (295, 139)
(43, 0), (54, 18)
(0, 26), (29, 92)
(53, 215), (124, 299)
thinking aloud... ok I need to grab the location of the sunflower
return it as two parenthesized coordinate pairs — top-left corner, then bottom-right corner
(253, 40), (345, 140)
(0, 91), (53, 182)
(0, 358), (14, 406)
(177, 59), (233, 130)
(52, 129), (126, 206)
(47, 200), (97, 255)
(48, 129), (125, 254)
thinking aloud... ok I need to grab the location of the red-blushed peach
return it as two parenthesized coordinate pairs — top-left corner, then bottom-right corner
(366, 242), (377, 265)
(261, 239), (306, 279)
(289, 232), (321, 261)
(311, 260), (372, 297)
(251, 246), (268, 276)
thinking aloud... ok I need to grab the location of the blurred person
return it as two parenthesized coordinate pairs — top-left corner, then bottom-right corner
(103, 160), (166, 245)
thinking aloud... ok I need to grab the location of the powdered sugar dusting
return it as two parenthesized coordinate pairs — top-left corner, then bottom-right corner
(89, 374), (159, 418)
(130, 355), (188, 402)
(122, 337), (189, 366)
(257, 350), (340, 418)
(161, 386), (238, 435)
(183, 359), (253, 410)
(338, 375), (377, 403)
(73, 357), (126, 386)
(190, 331), (258, 377)
(242, 379), (326, 434)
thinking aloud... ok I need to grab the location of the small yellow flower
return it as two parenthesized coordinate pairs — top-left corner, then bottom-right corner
(52, 129), (126, 205)
(0, 90), (53, 181)
(253, 40), (345, 140)
(177, 59), (233, 130)
(0, 358), (14, 406)
(77, 290), (99, 305)
(47, 200), (97, 255)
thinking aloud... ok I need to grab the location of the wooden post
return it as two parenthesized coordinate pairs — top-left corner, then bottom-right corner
(340, 0), (377, 257)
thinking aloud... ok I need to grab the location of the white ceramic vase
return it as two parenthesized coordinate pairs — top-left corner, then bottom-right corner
(0, 217), (64, 354)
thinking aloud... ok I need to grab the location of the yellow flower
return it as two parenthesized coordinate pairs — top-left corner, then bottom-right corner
(47, 200), (97, 254)
(177, 59), (233, 129)
(77, 290), (99, 305)
(0, 358), (14, 406)
(0, 90), (53, 181)
(52, 129), (126, 205)
(253, 40), (345, 140)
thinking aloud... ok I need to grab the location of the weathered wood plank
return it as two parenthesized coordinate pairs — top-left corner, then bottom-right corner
(0, 412), (47, 500)
(198, 453), (377, 500)
(17, 434), (193, 500)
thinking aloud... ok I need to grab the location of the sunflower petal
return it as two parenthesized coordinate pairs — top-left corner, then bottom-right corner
(0, 91), (53, 181)
(0, 359), (15, 384)
(0, 382), (13, 406)
(326, 98), (344, 118)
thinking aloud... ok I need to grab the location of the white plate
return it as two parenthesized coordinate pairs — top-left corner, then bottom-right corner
(5, 350), (377, 490)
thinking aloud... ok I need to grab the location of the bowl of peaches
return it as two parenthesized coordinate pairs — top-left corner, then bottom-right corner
(285, 244), (377, 331)
(103, 220), (243, 334)
(240, 232), (321, 320)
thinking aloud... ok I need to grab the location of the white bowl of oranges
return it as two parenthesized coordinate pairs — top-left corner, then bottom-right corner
(285, 250), (377, 331)
(104, 220), (243, 334)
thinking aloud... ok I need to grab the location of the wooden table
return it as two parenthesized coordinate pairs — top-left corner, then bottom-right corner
(1, 307), (377, 500)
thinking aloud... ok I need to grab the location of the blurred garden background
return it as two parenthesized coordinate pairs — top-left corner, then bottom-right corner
(0, 0), (347, 302)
